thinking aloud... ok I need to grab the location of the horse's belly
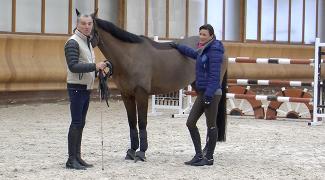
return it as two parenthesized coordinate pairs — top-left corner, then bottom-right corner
(150, 76), (195, 94)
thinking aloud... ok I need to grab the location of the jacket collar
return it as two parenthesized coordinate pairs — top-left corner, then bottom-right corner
(197, 36), (216, 55)
(75, 29), (92, 49)
(75, 29), (90, 42)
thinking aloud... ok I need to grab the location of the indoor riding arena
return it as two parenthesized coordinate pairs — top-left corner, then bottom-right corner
(1, 0), (325, 179)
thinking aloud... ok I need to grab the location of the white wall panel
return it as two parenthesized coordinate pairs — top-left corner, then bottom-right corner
(188, 0), (205, 36)
(246, 0), (258, 40)
(225, 0), (240, 41)
(276, 0), (289, 42)
(290, 0), (303, 42)
(0, 0), (12, 32)
(169, 0), (186, 38)
(126, 0), (145, 35)
(16, 0), (42, 33)
(98, 0), (118, 24)
(45, 0), (69, 34)
(148, 0), (166, 38)
(304, 0), (316, 44)
(207, 0), (223, 40)
(261, 0), (274, 41)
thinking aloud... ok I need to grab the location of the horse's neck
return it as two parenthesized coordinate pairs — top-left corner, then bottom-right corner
(97, 28), (133, 68)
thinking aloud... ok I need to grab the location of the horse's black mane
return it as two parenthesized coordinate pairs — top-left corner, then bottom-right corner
(95, 18), (143, 43)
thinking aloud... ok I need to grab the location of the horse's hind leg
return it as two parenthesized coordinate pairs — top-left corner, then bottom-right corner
(121, 94), (138, 160)
(134, 87), (149, 162)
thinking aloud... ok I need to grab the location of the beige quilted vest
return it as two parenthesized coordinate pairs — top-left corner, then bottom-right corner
(66, 30), (96, 90)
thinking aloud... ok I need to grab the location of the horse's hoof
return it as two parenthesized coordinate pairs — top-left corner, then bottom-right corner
(125, 149), (136, 160)
(134, 151), (146, 162)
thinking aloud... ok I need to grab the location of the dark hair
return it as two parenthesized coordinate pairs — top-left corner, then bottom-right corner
(199, 24), (214, 36)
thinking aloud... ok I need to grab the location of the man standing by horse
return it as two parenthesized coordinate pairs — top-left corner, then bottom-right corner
(64, 11), (107, 170)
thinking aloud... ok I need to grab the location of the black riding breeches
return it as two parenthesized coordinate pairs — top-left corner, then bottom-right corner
(68, 89), (90, 129)
(186, 92), (222, 129)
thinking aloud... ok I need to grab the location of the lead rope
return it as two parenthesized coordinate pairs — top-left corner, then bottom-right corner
(98, 69), (111, 108)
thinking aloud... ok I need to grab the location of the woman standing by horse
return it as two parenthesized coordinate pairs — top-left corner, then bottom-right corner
(170, 24), (225, 166)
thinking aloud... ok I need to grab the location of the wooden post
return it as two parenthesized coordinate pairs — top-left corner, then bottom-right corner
(302, 0), (305, 44)
(166, 0), (169, 38)
(95, 0), (98, 12)
(204, 0), (208, 24)
(185, 0), (189, 37)
(316, 0), (319, 37)
(11, 0), (16, 32)
(68, 0), (73, 34)
(41, 0), (45, 33)
(145, 0), (149, 36)
(274, 0), (277, 42)
(222, 0), (225, 40)
(239, 0), (246, 42)
(257, 0), (262, 41)
(118, 0), (126, 29)
(288, 0), (291, 43)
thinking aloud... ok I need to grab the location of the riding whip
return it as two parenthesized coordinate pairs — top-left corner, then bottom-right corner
(98, 62), (113, 170)
(99, 75), (104, 171)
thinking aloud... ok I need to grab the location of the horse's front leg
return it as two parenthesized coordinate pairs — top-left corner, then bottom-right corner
(134, 87), (149, 162)
(121, 94), (138, 160)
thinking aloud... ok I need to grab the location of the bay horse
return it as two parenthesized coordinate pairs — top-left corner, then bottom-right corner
(88, 10), (227, 161)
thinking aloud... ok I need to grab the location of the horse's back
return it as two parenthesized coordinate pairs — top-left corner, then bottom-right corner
(140, 36), (200, 50)
(177, 36), (200, 49)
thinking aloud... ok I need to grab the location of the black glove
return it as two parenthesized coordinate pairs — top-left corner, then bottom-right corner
(204, 96), (212, 108)
(169, 42), (178, 49)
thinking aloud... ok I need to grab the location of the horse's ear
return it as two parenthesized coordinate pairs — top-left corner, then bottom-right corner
(76, 9), (81, 16)
(91, 8), (98, 18)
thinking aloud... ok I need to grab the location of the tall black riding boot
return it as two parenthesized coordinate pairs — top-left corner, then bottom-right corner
(202, 130), (209, 156)
(66, 127), (86, 170)
(76, 128), (93, 168)
(192, 127), (218, 166)
(184, 127), (203, 165)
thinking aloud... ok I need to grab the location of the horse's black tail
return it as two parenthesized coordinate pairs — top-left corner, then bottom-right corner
(217, 70), (227, 142)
